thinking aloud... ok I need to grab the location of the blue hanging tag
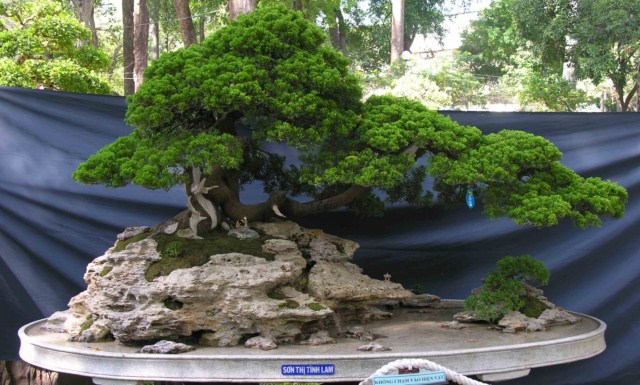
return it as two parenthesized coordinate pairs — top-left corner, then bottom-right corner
(466, 189), (475, 209)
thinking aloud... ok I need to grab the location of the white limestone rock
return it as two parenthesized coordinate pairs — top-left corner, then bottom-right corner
(539, 308), (581, 326)
(357, 342), (391, 352)
(498, 311), (533, 333)
(116, 226), (150, 241)
(140, 340), (195, 354)
(402, 294), (442, 307)
(228, 227), (260, 240)
(526, 318), (549, 332)
(301, 330), (335, 346)
(297, 228), (359, 260)
(344, 326), (386, 341)
(440, 320), (468, 329)
(45, 222), (415, 347)
(252, 221), (303, 240)
(245, 336), (278, 350)
(308, 261), (412, 303)
(453, 311), (482, 323)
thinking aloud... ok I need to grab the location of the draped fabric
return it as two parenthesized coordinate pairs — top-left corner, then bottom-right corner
(1, 87), (639, 385)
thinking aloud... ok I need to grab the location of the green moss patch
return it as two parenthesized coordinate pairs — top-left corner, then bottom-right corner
(145, 230), (274, 281)
(279, 300), (300, 309)
(80, 316), (94, 331)
(113, 233), (150, 252)
(100, 266), (113, 277)
(307, 303), (324, 311)
(164, 241), (184, 258)
(268, 291), (287, 300)
(520, 296), (550, 318)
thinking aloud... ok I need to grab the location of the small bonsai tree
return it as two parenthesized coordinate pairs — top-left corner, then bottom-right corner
(464, 255), (550, 322)
(73, 5), (627, 236)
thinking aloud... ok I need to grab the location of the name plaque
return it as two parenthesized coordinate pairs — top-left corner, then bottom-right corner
(372, 371), (447, 385)
(281, 364), (336, 376)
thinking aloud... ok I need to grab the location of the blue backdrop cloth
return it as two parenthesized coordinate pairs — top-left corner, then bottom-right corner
(1, 86), (639, 384)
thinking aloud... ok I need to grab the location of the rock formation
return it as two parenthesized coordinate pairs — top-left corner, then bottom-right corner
(453, 283), (580, 332)
(43, 221), (412, 347)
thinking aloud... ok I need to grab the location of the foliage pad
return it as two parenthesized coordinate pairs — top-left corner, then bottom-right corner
(464, 256), (550, 322)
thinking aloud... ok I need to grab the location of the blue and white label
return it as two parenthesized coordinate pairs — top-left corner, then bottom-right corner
(466, 189), (475, 209)
(281, 364), (335, 376)
(373, 371), (447, 385)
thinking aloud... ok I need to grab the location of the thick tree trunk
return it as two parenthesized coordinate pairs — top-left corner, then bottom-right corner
(329, 27), (340, 52)
(204, 145), (420, 226)
(390, 0), (405, 64)
(229, 0), (256, 20)
(328, 9), (347, 56)
(336, 9), (347, 55)
(133, 0), (149, 91)
(151, 20), (160, 60)
(173, 0), (197, 48)
(199, 17), (206, 43)
(70, 0), (99, 47)
(122, 0), (135, 95)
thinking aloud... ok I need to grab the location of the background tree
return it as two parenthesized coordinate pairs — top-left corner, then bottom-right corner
(0, 0), (111, 93)
(570, 0), (639, 111)
(460, 0), (640, 111)
(346, 0), (446, 69)
(366, 53), (487, 110)
(68, 0), (99, 47)
(458, 0), (520, 77)
(500, 50), (594, 111)
(133, 0), (149, 89)
(73, 5), (627, 237)
(390, 0), (404, 63)
(173, 0), (197, 47)
(229, 0), (257, 20)
(122, 0), (135, 94)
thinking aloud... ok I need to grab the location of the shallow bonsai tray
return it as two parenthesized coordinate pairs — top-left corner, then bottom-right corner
(19, 301), (606, 384)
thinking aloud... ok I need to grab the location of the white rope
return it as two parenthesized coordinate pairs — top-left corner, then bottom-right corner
(359, 358), (490, 385)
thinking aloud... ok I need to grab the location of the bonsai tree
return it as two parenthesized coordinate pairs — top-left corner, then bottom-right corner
(73, 5), (627, 236)
(464, 255), (550, 322)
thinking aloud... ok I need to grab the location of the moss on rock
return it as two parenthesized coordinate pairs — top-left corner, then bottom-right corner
(279, 300), (300, 309)
(144, 230), (274, 281)
(520, 296), (550, 318)
(268, 291), (287, 300)
(80, 316), (94, 331)
(113, 233), (150, 252)
(307, 303), (324, 311)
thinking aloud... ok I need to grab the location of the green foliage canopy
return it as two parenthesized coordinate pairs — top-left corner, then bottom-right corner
(459, 0), (521, 77)
(0, 0), (111, 93)
(464, 255), (551, 322)
(460, 0), (640, 111)
(74, 5), (627, 228)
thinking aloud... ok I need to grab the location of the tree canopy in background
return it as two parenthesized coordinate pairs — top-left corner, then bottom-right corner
(460, 0), (640, 111)
(0, 0), (111, 93)
(346, 0), (446, 69)
(74, 6), (627, 237)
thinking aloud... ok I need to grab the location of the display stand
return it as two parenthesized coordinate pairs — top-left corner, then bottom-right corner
(19, 302), (606, 384)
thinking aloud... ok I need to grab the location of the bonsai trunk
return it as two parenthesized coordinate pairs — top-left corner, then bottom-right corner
(155, 145), (419, 233)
